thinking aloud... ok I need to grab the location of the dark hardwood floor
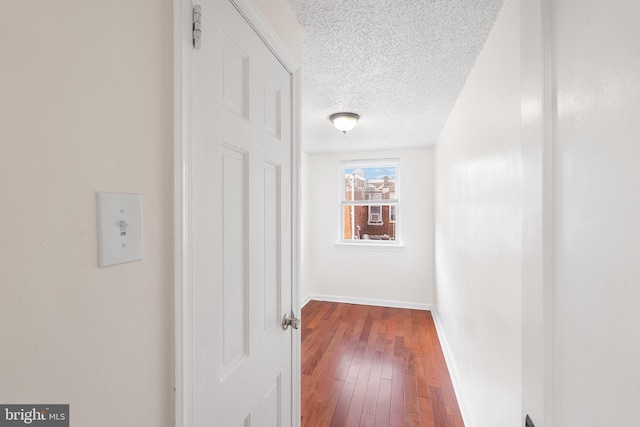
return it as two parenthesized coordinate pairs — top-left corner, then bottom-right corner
(301, 301), (464, 427)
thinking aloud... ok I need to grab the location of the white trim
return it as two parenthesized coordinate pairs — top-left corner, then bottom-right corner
(339, 157), (401, 169)
(342, 200), (400, 206)
(431, 310), (476, 427)
(334, 241), (405, 251)
(521, 0), (555, 425)
(304, 294), (432, 312)
(173, 1), (193, 427)
(290, 68), (302, 427)
(229, 0), (299, 71)
(541, 0), (556, 423)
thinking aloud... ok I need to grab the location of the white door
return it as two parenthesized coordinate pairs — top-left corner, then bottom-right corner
(191, 1), (294, 425)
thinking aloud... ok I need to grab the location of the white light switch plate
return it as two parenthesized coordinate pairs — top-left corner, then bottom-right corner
(96, 192), (143, 267)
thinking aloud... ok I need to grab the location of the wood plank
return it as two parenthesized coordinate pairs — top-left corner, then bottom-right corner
(312, 380), (344, 427)
(404, 411), (420, 427)
(328, 302), (348, 322)
(302, 301), (463, 427)
(359, 315), (374, 343)
(374, 378), (392, 427)
(381, 337), (395, 380)
(448, 415), (465, 427)
(329, 380), (355, 427)
(345, 331), (377, 426)
(389, 356), (405, 426)
(418, 396), (436, 427)
(310, 349), (341, 405)
(429, 386), (452, 427)
(394, 335), (405, 357)
(404, 374), (419, 415)
(359, 414), (375, 427)
(362, 351), (383, 417)
(306, 301), (332, 329)
(415, 357), (430, 398)
(441, 383), (462, 418)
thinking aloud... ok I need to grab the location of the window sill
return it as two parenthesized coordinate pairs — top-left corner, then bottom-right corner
(335, 241), (405, 252)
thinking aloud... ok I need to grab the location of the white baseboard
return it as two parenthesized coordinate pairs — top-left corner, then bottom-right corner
(301, 294), (432, 311)
(300, 295), (313, 308)
(431, 310), (476, 427)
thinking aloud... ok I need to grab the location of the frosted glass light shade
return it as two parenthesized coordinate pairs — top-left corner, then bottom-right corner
(330, 112), (360, 134)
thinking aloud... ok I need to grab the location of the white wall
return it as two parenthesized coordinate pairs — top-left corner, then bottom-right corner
(434, 1), (521, 426)
(521, 0), (640, 424)
(549, 0), (640, 424)
(0, 1), (174, 425)
(0, 1), (300, 426)
(303, 149), (434, 307)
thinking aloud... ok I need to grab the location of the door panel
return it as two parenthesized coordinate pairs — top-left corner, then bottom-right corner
(220, 34), (249, 119)
(221, 144), (249, 374)
(263, 78), (282, 139)
(263, 161), (281, 337)
(192, 0), (293, 426)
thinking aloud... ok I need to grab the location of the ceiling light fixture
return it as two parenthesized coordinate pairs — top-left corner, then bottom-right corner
(329, 112), (360, 134)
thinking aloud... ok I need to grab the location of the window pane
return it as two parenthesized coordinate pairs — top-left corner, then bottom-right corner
(343, 204), (396, 241)
(344, 166), (396, 202)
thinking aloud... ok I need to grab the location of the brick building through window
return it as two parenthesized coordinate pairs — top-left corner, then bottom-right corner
(341, 161), (398, 243)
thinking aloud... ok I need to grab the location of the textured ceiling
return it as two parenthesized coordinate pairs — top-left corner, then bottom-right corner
(286, 0), (505, 153)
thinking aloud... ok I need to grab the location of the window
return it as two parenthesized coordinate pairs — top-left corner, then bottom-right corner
(368, 205), (382, 224)
(340, 159), (399, 244)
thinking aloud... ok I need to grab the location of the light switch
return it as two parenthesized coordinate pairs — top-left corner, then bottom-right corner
(96, 192), (143, 267)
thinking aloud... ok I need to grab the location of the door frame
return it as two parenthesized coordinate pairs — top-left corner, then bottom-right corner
(521, 0), (555, 425)
(172, 1), (302, 425)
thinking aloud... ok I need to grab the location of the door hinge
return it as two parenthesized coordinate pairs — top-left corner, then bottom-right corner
(193, 5), (202, 50)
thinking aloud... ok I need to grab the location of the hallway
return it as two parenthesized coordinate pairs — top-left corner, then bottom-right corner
(301, 301), (463, 427)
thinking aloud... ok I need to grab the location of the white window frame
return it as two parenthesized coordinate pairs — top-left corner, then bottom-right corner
(338, 158), (401, 247)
